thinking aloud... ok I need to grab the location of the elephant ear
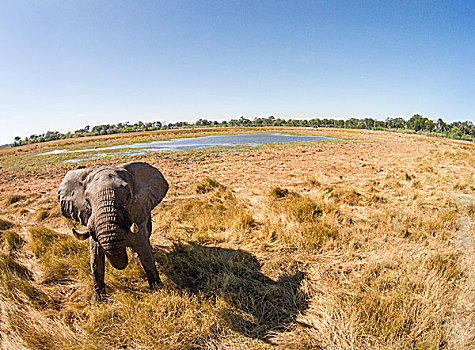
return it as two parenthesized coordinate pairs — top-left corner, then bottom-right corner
(58, 168), (93, 226)
(123, 162), (168, 224)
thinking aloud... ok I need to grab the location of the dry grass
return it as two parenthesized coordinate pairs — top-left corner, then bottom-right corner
(194, 177), (227, 194)
(0, 127), (473, 349)
(2, 230), (24, 252)
(27, 227), (90, 284)
(0, 217), (14, 230)
(157, 178), (255, 244)
(262, 187), (340, 251)
(3, 194), (25, 206)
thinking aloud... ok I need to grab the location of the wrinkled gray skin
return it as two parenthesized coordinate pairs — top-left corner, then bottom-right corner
(58, 161), (168, 301)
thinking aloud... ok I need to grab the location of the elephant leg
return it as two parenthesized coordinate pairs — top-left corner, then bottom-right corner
(90, 239), (106, 301)
(130, 225), (162, 290)
(147, 217), (152, 237)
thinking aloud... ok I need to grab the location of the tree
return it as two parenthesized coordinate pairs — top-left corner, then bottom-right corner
(196, 119), (211, 126)
(424, 119), (435, 132)
(436, 118), (449, 132)
(364, 118), (375, 129)
(239, 116), (251, 126)
(408, 114), (427, 132)
(385, 117), (406, 129)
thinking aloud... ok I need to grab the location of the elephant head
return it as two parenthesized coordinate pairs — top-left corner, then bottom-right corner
(58, 161), (168, 297)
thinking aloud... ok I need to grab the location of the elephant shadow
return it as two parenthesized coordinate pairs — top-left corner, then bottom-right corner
(154, 242), (309, 343)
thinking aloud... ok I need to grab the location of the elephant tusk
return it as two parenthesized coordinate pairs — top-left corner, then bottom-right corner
(72, 227), (90, 240)
(130, 223), (139, 234)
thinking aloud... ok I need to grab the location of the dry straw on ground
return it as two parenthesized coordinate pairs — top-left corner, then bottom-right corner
(0, 127), (473, 349)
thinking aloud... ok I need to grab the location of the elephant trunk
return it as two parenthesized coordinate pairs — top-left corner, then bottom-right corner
(94, 190), (128, 270)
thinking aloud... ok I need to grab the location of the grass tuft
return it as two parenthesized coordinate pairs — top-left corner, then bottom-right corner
(326, 187), (362, 206)
(0, 217), (14, 230)
(36, 208), (50, 221)
(161, 242), (308, 341)
(2, 230), (24, 251)
(0, 252), (54, 309)
(269, 186), (295, 199)
(0, 253), (31, 279)
(3, 194), (25, 206)
(160, 181), (255, 243)
(263, 190), (339, 251)
(426, 252), (462, 281)
(468, 201), (475, 218)
(321, 253), (458, 349)
(195, 177), (226, 194)
(79, 289), (226, 349)
(34, 206), (61, 223)
(28, 226), (89, 284)
(304, 175), (321, 187)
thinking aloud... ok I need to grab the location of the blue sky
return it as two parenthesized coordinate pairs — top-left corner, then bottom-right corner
(0, 1), (474, 145)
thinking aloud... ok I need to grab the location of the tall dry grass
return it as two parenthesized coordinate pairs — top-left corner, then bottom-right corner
(0, 129), (473, 349)
(155, 178), (255, 244)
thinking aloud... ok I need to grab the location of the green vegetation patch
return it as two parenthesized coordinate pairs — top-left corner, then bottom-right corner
(11, 114), (474, 148)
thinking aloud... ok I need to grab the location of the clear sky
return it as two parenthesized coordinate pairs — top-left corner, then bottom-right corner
(0, 1), (474, 145)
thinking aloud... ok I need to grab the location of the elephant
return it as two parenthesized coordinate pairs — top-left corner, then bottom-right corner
(58, 161), (168, 301)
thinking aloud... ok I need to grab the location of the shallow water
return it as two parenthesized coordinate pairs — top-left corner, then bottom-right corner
(39, 132), (335, 161)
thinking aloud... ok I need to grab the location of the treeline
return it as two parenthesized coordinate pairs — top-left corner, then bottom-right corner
(12, 114), (475, 146)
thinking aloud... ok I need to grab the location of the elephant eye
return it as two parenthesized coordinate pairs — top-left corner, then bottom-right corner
(71, 191), (74, 196)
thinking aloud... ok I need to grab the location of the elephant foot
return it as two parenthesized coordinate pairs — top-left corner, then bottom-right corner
(148, 273), (163, 290)
(90, 287), (106, 304)
(90, 292), (103, 304)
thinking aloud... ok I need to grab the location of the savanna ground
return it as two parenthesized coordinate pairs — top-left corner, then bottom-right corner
(0, 127), (473, 349)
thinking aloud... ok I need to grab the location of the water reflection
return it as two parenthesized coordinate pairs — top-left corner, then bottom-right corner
(39, 132), (335, 161)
